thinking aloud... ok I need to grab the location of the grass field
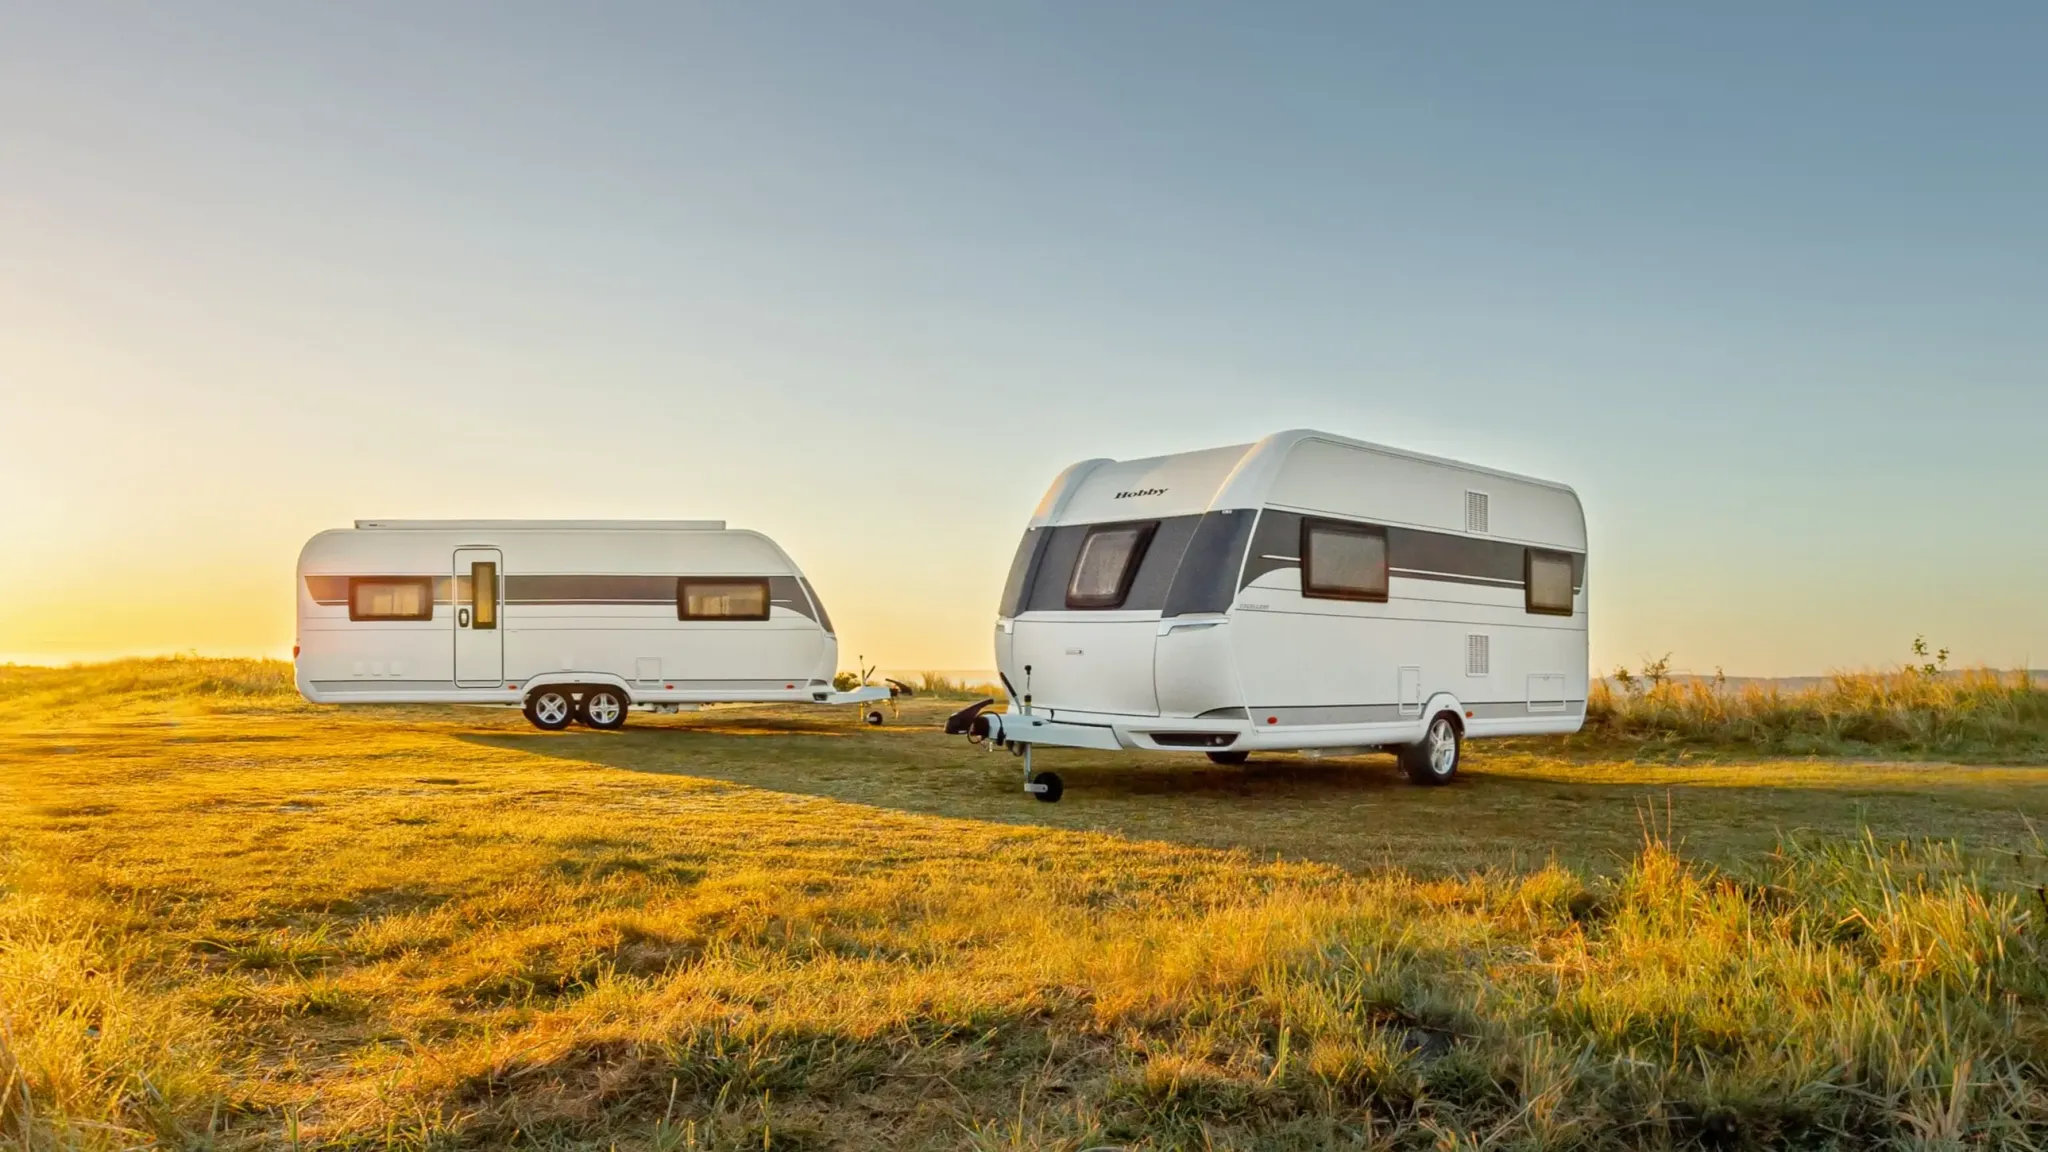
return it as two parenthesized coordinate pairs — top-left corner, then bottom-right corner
(4, 660), (2048, 1149)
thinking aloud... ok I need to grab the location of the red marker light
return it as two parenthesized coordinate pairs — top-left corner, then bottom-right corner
(1266, 716), (1278, 725)
(292, 645), (300, 659)
(665, 683), (673, 690)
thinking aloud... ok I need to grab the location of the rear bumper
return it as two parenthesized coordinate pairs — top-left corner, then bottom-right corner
(969, 709), (1248, 752)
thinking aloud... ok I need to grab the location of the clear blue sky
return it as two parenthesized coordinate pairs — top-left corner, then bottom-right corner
(3, 2), (2043, 673)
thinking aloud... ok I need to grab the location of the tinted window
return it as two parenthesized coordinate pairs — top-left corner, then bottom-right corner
(1526, 550), (1576, 615)
(1066, 522), (1157, 609)
(1302, 520), (1388, 601)
(679, 579), (771, 620)
(349, 577), (434, 621)
(470, 562), (498, 629)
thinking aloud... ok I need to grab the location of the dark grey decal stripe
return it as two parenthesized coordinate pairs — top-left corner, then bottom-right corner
(796, 577), (834, 632)
(1245, 565), (1557, 593)
(1243, 511), (1585, 594)
(305, 574), (816, 617)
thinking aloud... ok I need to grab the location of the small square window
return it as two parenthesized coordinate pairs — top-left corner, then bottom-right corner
(1301, 519), (1389, 602)
(1525, 550), (1576, 616)
(1066, 522), (1157, 609)
(678, 578), (771, 621)
(349, 577), (434, 622)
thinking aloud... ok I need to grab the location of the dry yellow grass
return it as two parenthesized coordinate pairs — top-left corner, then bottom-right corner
(1582, 666), (2048, 762)
(3, 659), (2048, 1149)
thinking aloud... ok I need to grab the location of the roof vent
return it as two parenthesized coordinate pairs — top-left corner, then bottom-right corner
(1467, 634), (1491, 677)
(1465, 491), (1490, 534)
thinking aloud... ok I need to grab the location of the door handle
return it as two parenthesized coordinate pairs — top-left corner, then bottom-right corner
(458, 608), (470, 627)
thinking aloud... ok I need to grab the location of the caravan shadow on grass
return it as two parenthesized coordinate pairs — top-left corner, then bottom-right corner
(453, 700), (2048, 876)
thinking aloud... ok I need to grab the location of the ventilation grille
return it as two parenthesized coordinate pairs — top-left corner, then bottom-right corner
(1466, 490), (1490, 534)
(1467, 634), (1491, 677)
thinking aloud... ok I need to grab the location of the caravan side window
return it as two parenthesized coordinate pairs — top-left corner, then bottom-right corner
(678, 578), (771, 621)
(1525, 550), (1576, 616)
(1066, 522), (1158, 609)
(349, 577), (434, 621)
(1301, 519), (1388, 602)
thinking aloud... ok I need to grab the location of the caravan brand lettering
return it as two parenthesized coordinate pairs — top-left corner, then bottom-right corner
(1115, 487), (1168, 499)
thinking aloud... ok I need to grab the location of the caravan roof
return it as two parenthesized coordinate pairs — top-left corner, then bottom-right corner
(1031, 429), (1585, 550)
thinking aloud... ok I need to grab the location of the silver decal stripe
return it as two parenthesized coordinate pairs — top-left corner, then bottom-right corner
(1247, 700), (1588, 725)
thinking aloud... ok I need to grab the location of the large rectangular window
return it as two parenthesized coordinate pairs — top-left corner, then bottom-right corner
(1301, 519), (1389, 602)
(1525, 550), (1576, 616)
(349, 577), (434, 621)
(678, 578), (771, 621)
(1065, 522), (1157, 609)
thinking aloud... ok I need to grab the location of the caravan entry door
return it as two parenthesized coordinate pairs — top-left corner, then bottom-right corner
(453, 547), (504, 686)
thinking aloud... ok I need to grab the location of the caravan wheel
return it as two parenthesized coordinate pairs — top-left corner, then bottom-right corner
(1400, 714), (1461, 785)
(524, 689), (574, 731)
(580, 687), (628, 730)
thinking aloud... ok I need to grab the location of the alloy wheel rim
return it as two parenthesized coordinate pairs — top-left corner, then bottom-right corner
(536, 694), (569, 724)
(588, 695), (620, 725)
(1429, 720), (1457, 774)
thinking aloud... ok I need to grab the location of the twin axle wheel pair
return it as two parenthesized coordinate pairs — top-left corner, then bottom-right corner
(522, 686), (628, 731)
(1017, 713), (1464, 803)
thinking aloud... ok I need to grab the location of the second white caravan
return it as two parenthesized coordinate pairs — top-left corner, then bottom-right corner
(949, 430), (1589, 800)
(295, 520), (889, 729)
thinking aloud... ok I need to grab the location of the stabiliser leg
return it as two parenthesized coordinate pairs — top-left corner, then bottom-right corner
(1020, 743), (1063, 803)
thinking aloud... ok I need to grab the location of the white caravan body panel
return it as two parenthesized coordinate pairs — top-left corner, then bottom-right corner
(295, 520), (848, 707)
(992, 429), (1588, 753)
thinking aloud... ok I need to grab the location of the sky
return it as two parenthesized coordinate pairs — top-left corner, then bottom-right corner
(2, 2), (2044, 675)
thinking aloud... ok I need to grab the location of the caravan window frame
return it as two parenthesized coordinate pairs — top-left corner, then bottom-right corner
(1300, 518), (1390, 603)
(347, 576), (436, 622)
(1524, 549), (1576, 616)
(1065, 521), (1159, 610)
(677, 577), (773, 622)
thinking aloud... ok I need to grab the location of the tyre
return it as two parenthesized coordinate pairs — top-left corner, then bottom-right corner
(1399, 713), (1461, 785)
(865, 709), (885, 726)
(1206, 750), (1250, 766)
(579, 686), (628, 730)
(524, 688), (574, 731)
(1028, 771), (1063, 803)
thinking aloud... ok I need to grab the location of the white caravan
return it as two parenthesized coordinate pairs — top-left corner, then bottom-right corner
(295, 520), (889, 729)
(949, 430), (1588, 801)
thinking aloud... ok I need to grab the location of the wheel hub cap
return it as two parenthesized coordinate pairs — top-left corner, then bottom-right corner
(537, 695), (568, 724)
(1429, 722), (1456, 774)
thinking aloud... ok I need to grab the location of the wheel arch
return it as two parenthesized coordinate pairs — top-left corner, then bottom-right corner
(1420, 692), (1466, 734)
(522, 672), (635, 704)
